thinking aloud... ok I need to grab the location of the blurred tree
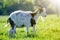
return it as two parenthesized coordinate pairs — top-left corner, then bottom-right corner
(0, 0), (34, 15)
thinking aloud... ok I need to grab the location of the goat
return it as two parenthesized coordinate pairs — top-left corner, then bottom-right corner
(6, 7), (47, 37)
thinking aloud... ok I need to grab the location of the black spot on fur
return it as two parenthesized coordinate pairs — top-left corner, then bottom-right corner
(7, 18), (15, 29)
(30, 18), (36, 27)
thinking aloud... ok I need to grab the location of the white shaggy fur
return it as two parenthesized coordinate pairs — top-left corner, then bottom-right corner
(9, 10), (32, 27)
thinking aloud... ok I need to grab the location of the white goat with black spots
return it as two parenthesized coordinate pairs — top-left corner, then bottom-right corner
(5, 7), (47, 37)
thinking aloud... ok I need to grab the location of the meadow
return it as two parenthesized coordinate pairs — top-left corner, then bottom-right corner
(0, 14), (60, 40)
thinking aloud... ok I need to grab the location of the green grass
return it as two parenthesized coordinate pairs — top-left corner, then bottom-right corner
(0, 15), (60, 40)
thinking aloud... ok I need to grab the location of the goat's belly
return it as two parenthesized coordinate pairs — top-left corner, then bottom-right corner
(15, 22), (25, 27)
(11, 17), (31, 27)
(16, 25), (25, 28)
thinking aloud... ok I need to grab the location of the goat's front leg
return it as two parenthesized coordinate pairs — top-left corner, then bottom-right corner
(25, 19), (31, 37)
(33, 25), (36, 35)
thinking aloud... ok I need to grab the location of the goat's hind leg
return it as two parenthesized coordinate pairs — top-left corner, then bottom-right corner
(8, 18), (16, 38)
(8, 28), (15, 38)
(9, 26), (16, 38)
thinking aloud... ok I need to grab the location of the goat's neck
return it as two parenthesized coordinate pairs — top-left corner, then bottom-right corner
(31, 8), (40, 22)
(34, 12), (40, 22)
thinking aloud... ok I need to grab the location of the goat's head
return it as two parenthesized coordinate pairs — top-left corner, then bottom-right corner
(31, 7), (47, 18)
(37, 7), (47, 17)
(41, 8), (47, 17)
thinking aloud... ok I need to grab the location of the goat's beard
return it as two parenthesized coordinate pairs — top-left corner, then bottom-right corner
(40, 16), (45, 22)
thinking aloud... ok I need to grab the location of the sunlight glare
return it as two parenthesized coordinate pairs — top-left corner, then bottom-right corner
(50, 0), (60, 6)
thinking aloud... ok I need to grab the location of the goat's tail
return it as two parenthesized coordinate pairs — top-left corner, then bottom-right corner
(4, 19), (9, 28)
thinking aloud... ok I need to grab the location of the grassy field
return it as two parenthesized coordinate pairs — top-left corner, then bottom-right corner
(0, 15), (60, 40)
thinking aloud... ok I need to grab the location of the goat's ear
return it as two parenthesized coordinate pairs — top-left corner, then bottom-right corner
(31, 13), (36, 17)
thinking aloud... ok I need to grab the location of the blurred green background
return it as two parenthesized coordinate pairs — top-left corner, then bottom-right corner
(0, 0), (60, 15)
